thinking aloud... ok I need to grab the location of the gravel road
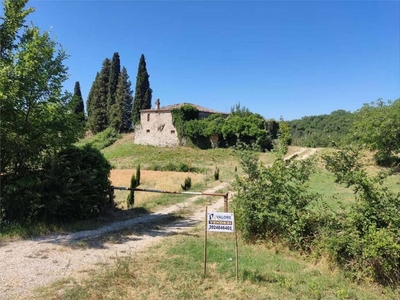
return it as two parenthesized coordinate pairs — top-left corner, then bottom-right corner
(0, 182), (230, 300)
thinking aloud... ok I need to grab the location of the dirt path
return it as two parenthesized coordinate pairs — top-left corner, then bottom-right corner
(0, 182), (230, 300)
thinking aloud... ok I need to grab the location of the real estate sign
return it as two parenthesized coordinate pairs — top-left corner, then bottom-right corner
(207, 212), (235, 233)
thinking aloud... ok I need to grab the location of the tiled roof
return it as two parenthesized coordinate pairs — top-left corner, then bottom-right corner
(141, 103), (228, 115)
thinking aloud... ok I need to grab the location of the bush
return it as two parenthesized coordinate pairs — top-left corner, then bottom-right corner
(214, 167), (220, 180)
(80, 127), (121, 150)
(148, 162), (206, 173)
(127, 174), (137, 208)
(1, 171), (44, 224)
(181, 177), (192, 191)
(322, 147), (400, 285)
(0, 145), (112, 224)
(232, 142), (330, 251)
(41, 145), (112, 221)
(136, 164), (141, 185)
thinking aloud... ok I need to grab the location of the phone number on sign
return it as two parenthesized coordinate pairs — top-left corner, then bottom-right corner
(208, 225), (233, 231)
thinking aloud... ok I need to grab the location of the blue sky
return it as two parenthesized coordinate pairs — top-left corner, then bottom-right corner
(27, 0), (399, 120)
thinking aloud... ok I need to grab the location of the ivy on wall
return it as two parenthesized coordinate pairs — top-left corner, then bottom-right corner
(171, 105), (199, 143)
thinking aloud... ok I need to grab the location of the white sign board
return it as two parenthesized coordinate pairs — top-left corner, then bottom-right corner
(207, 212), (235, 233)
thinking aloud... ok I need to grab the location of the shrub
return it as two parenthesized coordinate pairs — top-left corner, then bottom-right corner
(322, 146), (400, 285)
(127, 174), (137, 208)
(1, 145), (112, 223)
(214, 167), (220, 180)
(41, 145), (112, 221)
(181, 177), (192, 191)
(136, 164), (141, 185)
(232, 141), (330, 251)
(80, 127), (121, 150)
(1, 171), (44, 224)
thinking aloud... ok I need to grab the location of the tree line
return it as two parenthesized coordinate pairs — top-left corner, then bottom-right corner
(85, 53), (152, 134)
(288, 99), (400, 166)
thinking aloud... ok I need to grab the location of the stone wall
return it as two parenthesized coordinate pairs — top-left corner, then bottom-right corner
(134, 111), (180, 147)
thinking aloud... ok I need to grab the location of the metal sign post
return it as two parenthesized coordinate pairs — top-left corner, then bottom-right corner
(204, 209), (238, 281)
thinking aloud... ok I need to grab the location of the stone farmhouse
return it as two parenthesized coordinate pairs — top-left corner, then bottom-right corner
(134, 99), (228, 147)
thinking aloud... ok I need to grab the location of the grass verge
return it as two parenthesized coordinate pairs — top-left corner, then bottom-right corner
(37, 230), (400, 300)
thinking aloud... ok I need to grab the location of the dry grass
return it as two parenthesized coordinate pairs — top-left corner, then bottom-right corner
(110, 169), (208, 209)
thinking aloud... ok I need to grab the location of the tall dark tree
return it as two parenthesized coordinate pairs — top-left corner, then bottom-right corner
(132, 54), (152, 125)
(107, 52), (120, 116)
(86, 72), (98, 130)
(88, 58), (110, 133)
(109, 67), (133, 132)
(72, 81), (85, 123)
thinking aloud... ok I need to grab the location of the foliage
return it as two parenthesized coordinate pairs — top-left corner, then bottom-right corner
(222, 113), (271, 150)
(148, 162), (206, 173)
(107, 52), (120, 115)
(289, 109), (354, 147)
(322, 146), (400, 285)
(132, 54), (152, 125)
(136, 164), (141, 185)
(232, 136), (330, 250)
(214, 167), (220, 180)
(347, 99), (400, 166)
(1, 145), (112, 223)
(185, 114), (226, 148)
(87, 58), (110, 133)
(171, 104), (199, 143)
(73, 81), (85, 124)
(109, 67), (133, 132)
(0, 0), (85, 175)
(277, 120), (291, 153)
(0, 0), (85, 174)
(127, 174), (137, 208)
(77, 127), (121, 150)
(86, 53), (133, 134)
(181, 176), (192, 191)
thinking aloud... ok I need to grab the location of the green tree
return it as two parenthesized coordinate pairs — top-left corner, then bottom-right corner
(132, 54), (152, 125)
(289, 110), (354, 148)
(347, 99), (400, 165)
(109, 67), (132, 132)
(107, 52), (120, 116)
(86, 72), (98, 130)
(73, 81), (85, 123)
(0, 0), (84, 173)
(221, 113), (269, 149)
(88, 58), (110, 133)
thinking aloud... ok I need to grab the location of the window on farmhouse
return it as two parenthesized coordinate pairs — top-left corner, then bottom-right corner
(146, 129), (150, 133)
(147, 114), (150, 121)
(171, 130), (175, 134)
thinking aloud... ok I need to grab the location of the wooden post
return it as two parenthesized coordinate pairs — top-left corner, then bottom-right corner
(224, 193), (228, 212)
(204, 206), (208, 278)
(109, 186), (115, 206)
(234, 216), (239, 282)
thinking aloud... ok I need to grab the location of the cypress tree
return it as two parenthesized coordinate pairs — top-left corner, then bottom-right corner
(109, 67), (133, 132)
(86, 73), (98, 131)
(107, 52), (121, 116)
(73, 81), (85, 123)
(89, 58), (110, 133)
(132, 54), (152, 125)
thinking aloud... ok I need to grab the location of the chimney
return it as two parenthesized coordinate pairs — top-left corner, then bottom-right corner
(155, 98), (160, 110)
